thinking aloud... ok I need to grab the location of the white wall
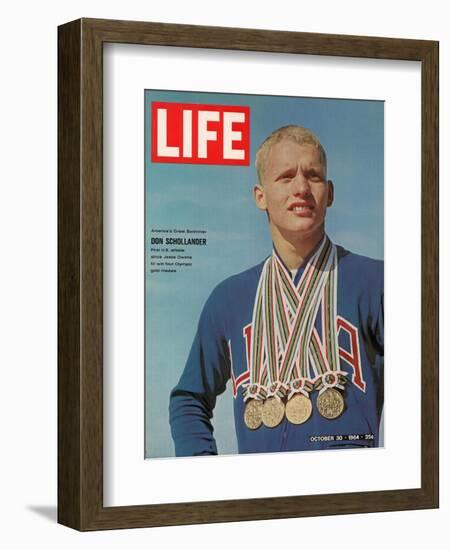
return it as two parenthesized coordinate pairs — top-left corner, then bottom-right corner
(1, 0), (447, 547)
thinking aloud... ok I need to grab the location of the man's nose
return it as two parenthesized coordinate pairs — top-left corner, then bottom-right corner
(291, 174), (311, 196)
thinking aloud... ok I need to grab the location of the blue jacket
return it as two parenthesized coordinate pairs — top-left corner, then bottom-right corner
(169, 245), (384, 456)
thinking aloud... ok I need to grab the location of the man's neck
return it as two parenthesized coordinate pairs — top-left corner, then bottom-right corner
(271, 228), (325, 270)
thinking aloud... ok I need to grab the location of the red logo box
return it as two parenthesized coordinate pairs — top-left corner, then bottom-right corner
(151, 101), (250, 165)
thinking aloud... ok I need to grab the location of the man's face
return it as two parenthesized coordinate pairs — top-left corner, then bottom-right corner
(254, 140), (333, 242)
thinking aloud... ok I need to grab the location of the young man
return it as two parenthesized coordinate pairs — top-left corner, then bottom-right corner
(169, 125), (384, 456)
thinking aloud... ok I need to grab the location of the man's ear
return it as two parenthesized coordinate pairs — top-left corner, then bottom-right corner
(327, 180), (334, 207)
(253, 183), (267, 211)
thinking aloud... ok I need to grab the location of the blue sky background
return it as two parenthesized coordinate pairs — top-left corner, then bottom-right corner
(144, 89), (384, 458)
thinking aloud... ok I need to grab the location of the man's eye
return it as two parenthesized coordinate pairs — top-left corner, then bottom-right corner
(276, 176), (292, 183)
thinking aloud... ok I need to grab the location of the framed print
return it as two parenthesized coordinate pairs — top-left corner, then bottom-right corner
(58, 18), (439, 530)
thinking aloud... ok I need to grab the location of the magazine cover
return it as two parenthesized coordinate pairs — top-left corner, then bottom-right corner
(144, 89), (384, 459)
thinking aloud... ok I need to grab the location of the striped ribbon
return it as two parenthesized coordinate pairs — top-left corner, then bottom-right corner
(243, 235), (342, 402)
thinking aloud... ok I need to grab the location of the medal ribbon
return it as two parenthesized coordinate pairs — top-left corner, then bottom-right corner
(275, 237), (333, 383)
(262, 239), (326, 399)
(245, 235), (342, 402)
(307, 249), (348, 393)
(243, 258), (270, 401)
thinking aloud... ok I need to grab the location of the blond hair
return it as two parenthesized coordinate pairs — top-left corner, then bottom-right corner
(255, 125), (327, 184)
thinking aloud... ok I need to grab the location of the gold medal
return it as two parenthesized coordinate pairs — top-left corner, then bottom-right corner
(262, 397), (285, 428)
(316, 388), (345, 420)
(244, 399), (263, 430)
(285, 394), (312, 424)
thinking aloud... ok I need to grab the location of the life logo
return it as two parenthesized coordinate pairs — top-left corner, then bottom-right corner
(151, 102), (250, 165)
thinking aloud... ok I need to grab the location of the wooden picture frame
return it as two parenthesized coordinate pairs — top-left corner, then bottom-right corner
(58, 17), (439, 531)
